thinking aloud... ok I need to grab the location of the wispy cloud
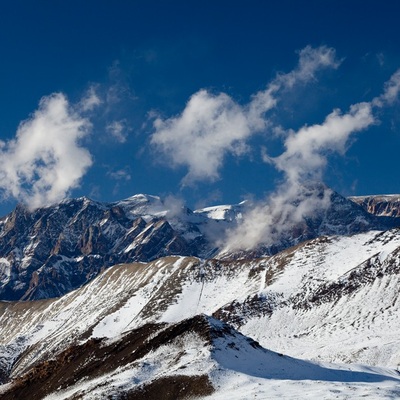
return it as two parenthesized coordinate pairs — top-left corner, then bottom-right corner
(150, 45), (340, 185)
(373, 69), (400, 107)
(0, 93), (93, 209)
(82, 61), (135, 145)
(106, 60), (136, 106)
(107, 167), (132, 196)
(275, 45), (341, 89)
(223, 102), (375, 252)
(106, 119), (131, 143)
(80, 85), (103, 112)
(107, 168), (131, 181)
(273, 102), (374, 185)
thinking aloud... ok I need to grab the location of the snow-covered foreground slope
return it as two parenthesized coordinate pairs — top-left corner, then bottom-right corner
(1, 315), (399, 400)
(1, 228), (400, 397)
(239, 229), (400, 368)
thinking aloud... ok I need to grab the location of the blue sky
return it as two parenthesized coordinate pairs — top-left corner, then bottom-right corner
(1, 0), (400, 216)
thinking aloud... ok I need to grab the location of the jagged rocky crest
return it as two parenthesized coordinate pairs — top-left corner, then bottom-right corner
(349, 194), (400, 217)
(0, 195), (208, 300)
(0, 189), (399, 300)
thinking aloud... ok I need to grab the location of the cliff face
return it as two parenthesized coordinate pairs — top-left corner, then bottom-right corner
(349, 194), (400, 217)
(0, 195), (208, 301)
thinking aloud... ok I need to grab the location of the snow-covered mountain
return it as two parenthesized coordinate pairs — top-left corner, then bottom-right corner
(1, 190), (400, 398)
(0, 194), (209, 301)
(1, 313), (399, 399)
(0, 189), (398, 301)
(1, 227), (400, 398)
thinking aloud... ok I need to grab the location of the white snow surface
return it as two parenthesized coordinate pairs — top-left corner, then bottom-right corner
(1, 229), (400, 398)
(194, 201), (246, 221)
(40, 317), (400, 400)
(116, 193), (169, 220)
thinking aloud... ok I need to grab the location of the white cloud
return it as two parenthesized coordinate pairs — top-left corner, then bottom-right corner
(0, 93), (93, 209)
(151, 45), (340, 185)
(221, 185), (333, 252)
(276, 45), (341, 89)
(106, 120), (130, 143)
(151, 90), (252, 184)
(222, 100), (375, 252)
(273, 102), (375, 185)
(107, 168), (131, 181)
(163, 194), (186, 218)
(373, 69), (400, 107)
(80, 85), (102, 112)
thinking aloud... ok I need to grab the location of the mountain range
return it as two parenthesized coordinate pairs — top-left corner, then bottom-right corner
(0, 188), (400, 398)
(0, 187), (398, 302)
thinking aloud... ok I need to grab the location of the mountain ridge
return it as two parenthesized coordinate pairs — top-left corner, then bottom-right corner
(349, 194), (400, 217)
(0, 189), (399, 301)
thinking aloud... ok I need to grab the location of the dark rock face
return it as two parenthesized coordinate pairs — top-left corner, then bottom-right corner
(212, 293), (279, 328)
(298, 189), (399, 239)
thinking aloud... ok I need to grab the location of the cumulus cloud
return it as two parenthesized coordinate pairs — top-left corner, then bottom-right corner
(151, 90), (253, 184)
(0, 93), (93, 209)
(151, 45), (340, 185)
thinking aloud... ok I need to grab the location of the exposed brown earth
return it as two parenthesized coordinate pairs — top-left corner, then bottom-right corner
(124, 375), (214, 400)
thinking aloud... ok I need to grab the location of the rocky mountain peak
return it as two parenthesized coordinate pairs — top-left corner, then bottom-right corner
(0, 187), (399, 301)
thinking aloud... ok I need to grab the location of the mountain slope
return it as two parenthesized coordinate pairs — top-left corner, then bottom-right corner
(1, 226), (400, 397)
(0, 189), (399, 301)
(0, 195), (210, 301)
(1, 315), (399, 400)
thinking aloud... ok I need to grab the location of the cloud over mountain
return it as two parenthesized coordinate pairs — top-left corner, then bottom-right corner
(0, 93), (93, 209)
(223, 68), (400, 252)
